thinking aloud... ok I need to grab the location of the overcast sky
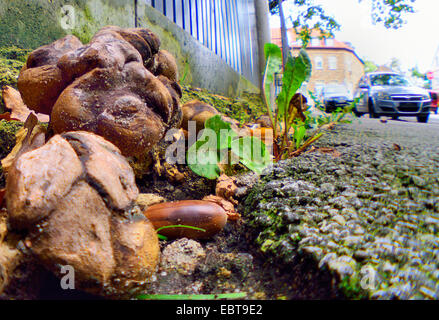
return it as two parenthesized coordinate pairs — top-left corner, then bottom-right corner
(269, 0), (439, 73)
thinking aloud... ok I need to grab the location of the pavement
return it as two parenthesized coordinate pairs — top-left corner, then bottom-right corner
(242, 112), (439, 299)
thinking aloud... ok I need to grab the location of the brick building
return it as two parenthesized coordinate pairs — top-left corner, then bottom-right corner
(271, 28), (364, 98)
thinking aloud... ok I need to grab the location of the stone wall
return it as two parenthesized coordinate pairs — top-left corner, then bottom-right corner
(0, 0), (258, 97)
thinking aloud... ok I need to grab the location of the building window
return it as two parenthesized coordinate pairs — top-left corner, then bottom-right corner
(311, 37), (320, 47)
(325, 38), (334, 46)
(328, 56), (337, 70)
(315, 56), (323, 70)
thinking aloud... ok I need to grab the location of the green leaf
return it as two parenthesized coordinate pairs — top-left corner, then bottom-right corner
(294, 125), (307, 149)
(187, 138), (221, 180)
(204, 115), (237, 150)
(231, 136), (272, 174)
(186, 115), (238, 179)
(276, 49), (312, 121)
(263, 43), (282, 115)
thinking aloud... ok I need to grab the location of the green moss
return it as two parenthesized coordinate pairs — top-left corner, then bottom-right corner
(0, 46), (31, 63)
(0, 48), (28, 113)
(0, 0), (66, 49)
(181, 85), (266, 124)
(0, 57), (25, 88)
(338, 276), (369, 300)
(71, 4), (95, 44)
(0, 120), (23, 160)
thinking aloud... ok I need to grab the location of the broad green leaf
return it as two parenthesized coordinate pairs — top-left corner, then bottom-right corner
(187, 138), (220, 180)
(263, 43), (282, 115)
(204, 115), (238, 150)
(294, 125), (307, 149)
(276, 49), (312, 121)
(231, 136), (272, 174)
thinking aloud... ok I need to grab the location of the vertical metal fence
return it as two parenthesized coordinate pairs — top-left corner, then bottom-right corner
(142, 0), (259, 86)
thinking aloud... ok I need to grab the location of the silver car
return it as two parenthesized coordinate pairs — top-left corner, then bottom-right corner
(354, 72), (432, 123)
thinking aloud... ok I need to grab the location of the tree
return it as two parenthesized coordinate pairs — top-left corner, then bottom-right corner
(364, 60), (378, 73)
(389, 57), (402, 73)
(269, 0), (340, 69)
(268, 0), (417, 66)
(410, 66), (425, 79)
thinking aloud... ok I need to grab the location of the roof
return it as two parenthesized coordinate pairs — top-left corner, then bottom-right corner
(271, 28), (364, 64)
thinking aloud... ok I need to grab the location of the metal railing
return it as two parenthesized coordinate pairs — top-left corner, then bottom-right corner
(142, 0), (259, 85)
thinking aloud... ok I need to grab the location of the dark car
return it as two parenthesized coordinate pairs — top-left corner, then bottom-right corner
(429, 90), (438, 114)
(322, 85), (353, 113)
(354, 72), (431, 123)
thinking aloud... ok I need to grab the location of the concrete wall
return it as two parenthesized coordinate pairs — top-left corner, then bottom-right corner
(0, 0), (258, 97)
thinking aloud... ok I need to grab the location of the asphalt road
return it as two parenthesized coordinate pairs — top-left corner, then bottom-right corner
(347, 112), (439, 148)
(392, 113), (439, 126)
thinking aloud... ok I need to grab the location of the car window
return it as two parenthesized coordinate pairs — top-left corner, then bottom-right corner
(324, 85), (349, 95)
(370, 74), (411, 86)
(358, 77), (367, 88)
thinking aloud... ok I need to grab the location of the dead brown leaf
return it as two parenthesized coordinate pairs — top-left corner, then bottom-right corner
(289, 93), (308, 122)
(1, 86), (49, 123)
(215, 174), (238, 205)
(393, 143), (402, 151)
(0, 112), (20, 121)
(1, 113), (47, 173)
(202, 195), (240, 221)
(311, 147), (342, 158)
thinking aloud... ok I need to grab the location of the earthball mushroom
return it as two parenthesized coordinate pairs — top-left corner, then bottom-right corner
(5, 131), (160, 297)
(17, 26), (182, 157)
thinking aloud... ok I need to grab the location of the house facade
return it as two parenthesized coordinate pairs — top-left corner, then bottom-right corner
(271, 28), (364, 98)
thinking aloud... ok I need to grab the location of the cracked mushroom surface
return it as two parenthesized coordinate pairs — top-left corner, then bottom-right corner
(5, 131), (159, 297)
(17, 26), (182, 157)
(17, 35), (83, 115)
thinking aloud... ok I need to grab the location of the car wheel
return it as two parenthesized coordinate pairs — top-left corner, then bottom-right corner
(417, 114), (429, 123)
(369, 99), (379, 119)
(353, 107), (363, 117)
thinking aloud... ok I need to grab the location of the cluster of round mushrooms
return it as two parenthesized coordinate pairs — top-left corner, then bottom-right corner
(3, 26), (232, 297)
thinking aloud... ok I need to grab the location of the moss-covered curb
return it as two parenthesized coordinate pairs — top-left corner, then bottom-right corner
(181, 85), (266, 124)
(241, 122), (439, 300)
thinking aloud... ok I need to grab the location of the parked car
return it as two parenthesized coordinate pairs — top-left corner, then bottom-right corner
(354, 72), (432, 123)
(429, 90), (438, 114)
(321, 84), (353, 113)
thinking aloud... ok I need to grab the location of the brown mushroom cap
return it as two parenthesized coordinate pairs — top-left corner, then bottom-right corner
(148, 49), (179, 82)
(5, 131), (159, 297)
(51, 62), (175, 156)
(25, 35), (83, 69)
(17, 35), (83, 115)
(181, 100), (220, 133)
(92, 26), (161, 66)
(18, 26), (181, 157)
